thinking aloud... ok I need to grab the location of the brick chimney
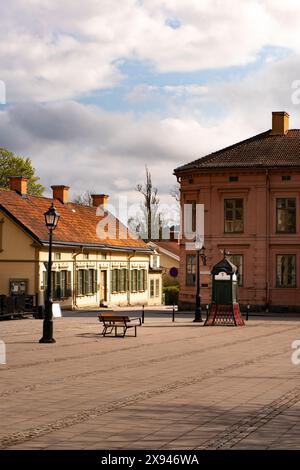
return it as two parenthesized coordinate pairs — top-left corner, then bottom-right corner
(9, 176), (28, 196)
(271, 111), (289, 135)
(51, 185), (69, 204)
(91, 194), (109, 208)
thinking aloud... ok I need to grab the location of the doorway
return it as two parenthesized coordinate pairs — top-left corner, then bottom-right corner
(100, 270), (107, 304)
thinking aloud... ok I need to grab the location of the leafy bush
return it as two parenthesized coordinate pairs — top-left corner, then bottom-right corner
(163, 286), (179, 305)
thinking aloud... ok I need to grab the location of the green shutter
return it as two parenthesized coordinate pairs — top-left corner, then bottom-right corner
(111, 270), (117, 293)
(66, 271), (72, 298)
(130, 270), (133, 292)
(143, 270), (147, 291)
(93, 269), (98, 294)
(77, 270), (82, 296)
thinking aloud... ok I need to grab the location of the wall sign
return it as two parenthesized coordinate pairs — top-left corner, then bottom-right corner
(214, 272), (230, 280)
(170, 267), (178, 277)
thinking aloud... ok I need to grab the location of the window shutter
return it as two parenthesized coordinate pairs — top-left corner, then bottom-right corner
(76, 270), (82, 296)
(66, 271), (72, 298)
(143, 270), (147, 291)
(84, 270), (89, 295)
(54, 272), (61, 300)
(111, 270), (117, 293)
(93, 270), (98, 294)
(139, 270), (145, 291)
(130, 270), (133, 292)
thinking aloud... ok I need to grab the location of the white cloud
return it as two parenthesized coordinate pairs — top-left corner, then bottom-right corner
(1, 0), (300, 102)
(0, 100), (250, 204)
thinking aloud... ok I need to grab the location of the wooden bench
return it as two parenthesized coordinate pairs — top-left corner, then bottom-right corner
(98, 314), (142, 337)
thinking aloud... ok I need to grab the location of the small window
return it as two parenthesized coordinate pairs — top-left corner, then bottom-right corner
(155, 279), (160, 297)
(150, 279), (154, 298)
(83, 253), (89, 260)
(229, 176), (239, 182)
(276, 198), (296, 233)
(276, 255), (296, 288)
(186, 254), (196, 286)
(54, 253), (61, 261)
(282, 175), (291, 181)
(224, 199), (244, 233)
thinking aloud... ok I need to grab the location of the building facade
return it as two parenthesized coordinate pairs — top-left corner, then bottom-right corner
(174, 111), (300, 311)
(0, 178), (162, 310)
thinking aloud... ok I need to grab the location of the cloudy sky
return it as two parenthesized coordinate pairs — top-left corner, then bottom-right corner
(1, 0), (300, 207)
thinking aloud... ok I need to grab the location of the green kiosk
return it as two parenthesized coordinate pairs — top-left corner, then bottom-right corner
(204, 253), (245, 326)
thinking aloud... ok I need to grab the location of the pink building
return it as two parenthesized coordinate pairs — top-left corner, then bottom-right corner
(174, 111), (300, 312)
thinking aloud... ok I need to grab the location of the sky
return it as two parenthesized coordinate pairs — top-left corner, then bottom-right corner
(1, 0), (300, 209)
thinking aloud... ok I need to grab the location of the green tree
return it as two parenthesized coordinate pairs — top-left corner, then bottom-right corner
(0, 147), (44, 196)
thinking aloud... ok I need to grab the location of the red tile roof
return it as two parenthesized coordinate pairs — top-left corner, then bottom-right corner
(0, 189), (149, 251)
(174, 129), (300, 173)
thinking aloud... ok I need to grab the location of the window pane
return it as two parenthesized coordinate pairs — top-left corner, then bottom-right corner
(276, 198), (296, 233)
(186, 254), (196, 286)
(150, 280), (154, 298)
(155, 279), (160, 297)
(224, 199), (244, 233)
(276, 255), (296, 287)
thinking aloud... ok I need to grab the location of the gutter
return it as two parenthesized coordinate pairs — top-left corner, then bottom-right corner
(40, 240), (152, 253)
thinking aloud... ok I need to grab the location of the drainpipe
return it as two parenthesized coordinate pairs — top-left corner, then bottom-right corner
(72, 246), (83, 310)
(266, 170), (270, 310)
(127, 250), (136, 306)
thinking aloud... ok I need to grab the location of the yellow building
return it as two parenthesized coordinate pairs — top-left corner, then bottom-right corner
(0, 177), (162, 311)
(148, 240), (180, 285)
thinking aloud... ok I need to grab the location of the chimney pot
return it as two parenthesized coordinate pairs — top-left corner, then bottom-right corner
(271, 111), (289, 135)
(51, 185), (70, 204)
(9, 176), (28, 196)
(91, 194), (109, 208)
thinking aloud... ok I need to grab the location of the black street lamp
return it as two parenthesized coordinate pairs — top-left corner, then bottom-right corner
(39, 203), (60, 343)
(193, 236), (206, 323)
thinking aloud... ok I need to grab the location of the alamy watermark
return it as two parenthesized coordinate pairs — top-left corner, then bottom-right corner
(0, 340), (6, 365)
(95, 198), (204, 249)
(291, 340), (300, 365)
(0, 80), (6, 104)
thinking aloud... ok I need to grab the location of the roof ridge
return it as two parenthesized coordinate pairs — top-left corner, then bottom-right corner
(174, 128), (300, 172)
(174, 129), (271, 172)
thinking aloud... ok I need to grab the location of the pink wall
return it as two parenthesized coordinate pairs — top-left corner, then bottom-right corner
(178, 168), (300, 309)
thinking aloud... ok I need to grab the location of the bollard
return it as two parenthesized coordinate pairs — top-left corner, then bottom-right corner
(206, 304), (209, 321)
(246, 304), (250, 321)
(142, 304), (145, 324)
(172, 304), (175, 322)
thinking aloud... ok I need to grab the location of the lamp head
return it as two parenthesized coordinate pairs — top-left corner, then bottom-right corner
(195, 235), (204, 251)
(44, 203), (60, 231)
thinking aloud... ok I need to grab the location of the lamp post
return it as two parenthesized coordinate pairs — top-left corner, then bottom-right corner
(39, 203), (60, 343)
(193, 235), (206, 323)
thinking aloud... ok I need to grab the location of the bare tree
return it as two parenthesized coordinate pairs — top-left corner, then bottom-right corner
(129, 166), (163, 241)
(170, 183), (180, 204)
(72, 190), (93, 206)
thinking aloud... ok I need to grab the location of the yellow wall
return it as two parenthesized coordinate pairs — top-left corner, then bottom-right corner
(0, 210), (162, 308)
(0, 211), (36, 295)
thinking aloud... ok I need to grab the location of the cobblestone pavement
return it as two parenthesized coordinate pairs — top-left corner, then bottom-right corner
(0, 314), (300, 450)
